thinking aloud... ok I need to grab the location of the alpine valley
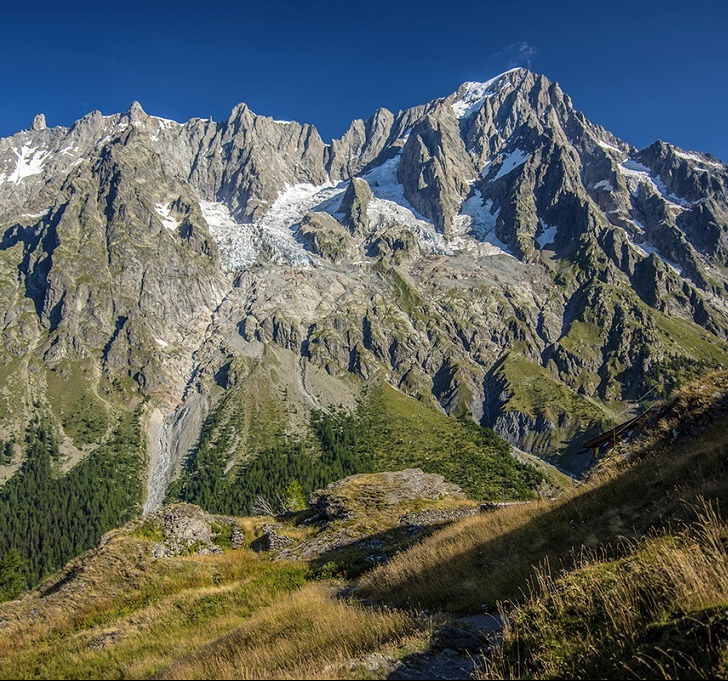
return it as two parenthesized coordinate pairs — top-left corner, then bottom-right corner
(1, 67), (728, 596)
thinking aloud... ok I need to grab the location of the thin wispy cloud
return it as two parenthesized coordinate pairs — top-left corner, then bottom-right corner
(492, 41), (539, 69)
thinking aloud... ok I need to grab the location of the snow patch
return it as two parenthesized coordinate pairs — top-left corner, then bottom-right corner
(363, 155), (427, 219)
(623, 223), (684, 275)
(489, 149), (529, 181)
(535, 220), (558, 249)
(452, 81), (495, 119)
(369, 197), (449, 255)
(363, 154), (458, 254)
(155, 338), (169, 348)
(22, 208), (51, 220)
(618, 160), (694, 208)
(634, 241), (684, 276)
(6, 145), (48, 183)
(151, 116), (181, 128)
(453, 191), (513, 256)
(362, 153), (453, 254)
(451, 69), (519, 119)
(597, 139), (623, 154)
(362, 153), (513, 257)
(155, 203), (178, 231)
(673, 149), (723, 168)
(619, 160), (653, 182)
(593, 179), (614, 191)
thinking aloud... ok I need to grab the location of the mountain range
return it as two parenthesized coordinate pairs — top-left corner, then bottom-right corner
(1, 66), (727, 518)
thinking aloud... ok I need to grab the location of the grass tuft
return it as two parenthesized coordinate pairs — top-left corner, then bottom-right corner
(481, 501), (728, 679)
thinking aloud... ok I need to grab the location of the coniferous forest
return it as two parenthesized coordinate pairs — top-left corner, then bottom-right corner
(168, 389), (545, 517)
(0, 388), (545, 600)
(0, 410), (144, 598)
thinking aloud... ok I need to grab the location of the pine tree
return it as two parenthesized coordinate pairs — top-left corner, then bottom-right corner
(0, 549), (27, 602)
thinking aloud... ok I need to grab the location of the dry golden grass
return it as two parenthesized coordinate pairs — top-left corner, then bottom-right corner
(0, 529), (424, 680)
(0, 472), (474, 679)
(156, 582), (427, 680)
(0, 536), (313, 680)
(481, 501), (728, 679)
(236, 515), (275, 539)
(359, 499), (554, 612)
(359, 372), (728, 613)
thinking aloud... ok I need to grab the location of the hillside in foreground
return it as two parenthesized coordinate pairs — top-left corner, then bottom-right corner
(1, 371), (728, 679)
(0, 382), (555, 597)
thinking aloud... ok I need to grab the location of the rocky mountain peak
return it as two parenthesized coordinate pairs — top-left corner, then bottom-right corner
(126, 100), (148, 122)
(227, 102), (251, 124)
(31, 113), (46, 131)
(449, 67), (527, 119)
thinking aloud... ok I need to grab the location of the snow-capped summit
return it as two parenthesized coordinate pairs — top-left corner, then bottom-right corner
(450, 68), (524, 118)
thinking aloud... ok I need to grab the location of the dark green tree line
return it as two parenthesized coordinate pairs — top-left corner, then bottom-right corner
(0, 409), (144, 599)
(169, 401), (544, 516)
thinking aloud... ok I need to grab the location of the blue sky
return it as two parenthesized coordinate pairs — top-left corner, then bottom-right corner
(1, 0), (727, 161)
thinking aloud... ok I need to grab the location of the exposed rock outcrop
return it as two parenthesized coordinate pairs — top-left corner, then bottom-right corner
(339, 177), (372, 234)
(297, 211), (353, 263)
(310, 469), (465, 521)
(269, 470), (472, 562)
(138, 504), (244, 558)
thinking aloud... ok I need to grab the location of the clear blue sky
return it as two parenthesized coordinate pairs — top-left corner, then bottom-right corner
(1, 0), (726, 161)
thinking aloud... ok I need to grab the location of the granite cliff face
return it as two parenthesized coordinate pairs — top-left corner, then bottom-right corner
(1, 68), (727, 502)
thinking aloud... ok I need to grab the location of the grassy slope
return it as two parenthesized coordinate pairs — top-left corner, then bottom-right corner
(359, 371), (728, 613)
(483, 506), (728, 679)
(360, 382), (552, 500)
(171, 379), (556, 517)
(156, 583), (422, 680)
(497, 351), (606, 425)
(45, 358), (111, 449)
(0, 513), (428, 680)
(0, 537), (310, 679)
(161, 371), (728, 680)
(493, 278), (728, 458)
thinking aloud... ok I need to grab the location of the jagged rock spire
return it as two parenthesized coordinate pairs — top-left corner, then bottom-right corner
(31, 113), (46, 131)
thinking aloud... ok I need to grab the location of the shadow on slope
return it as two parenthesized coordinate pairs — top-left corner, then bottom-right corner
(358, 372), (728, 614)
